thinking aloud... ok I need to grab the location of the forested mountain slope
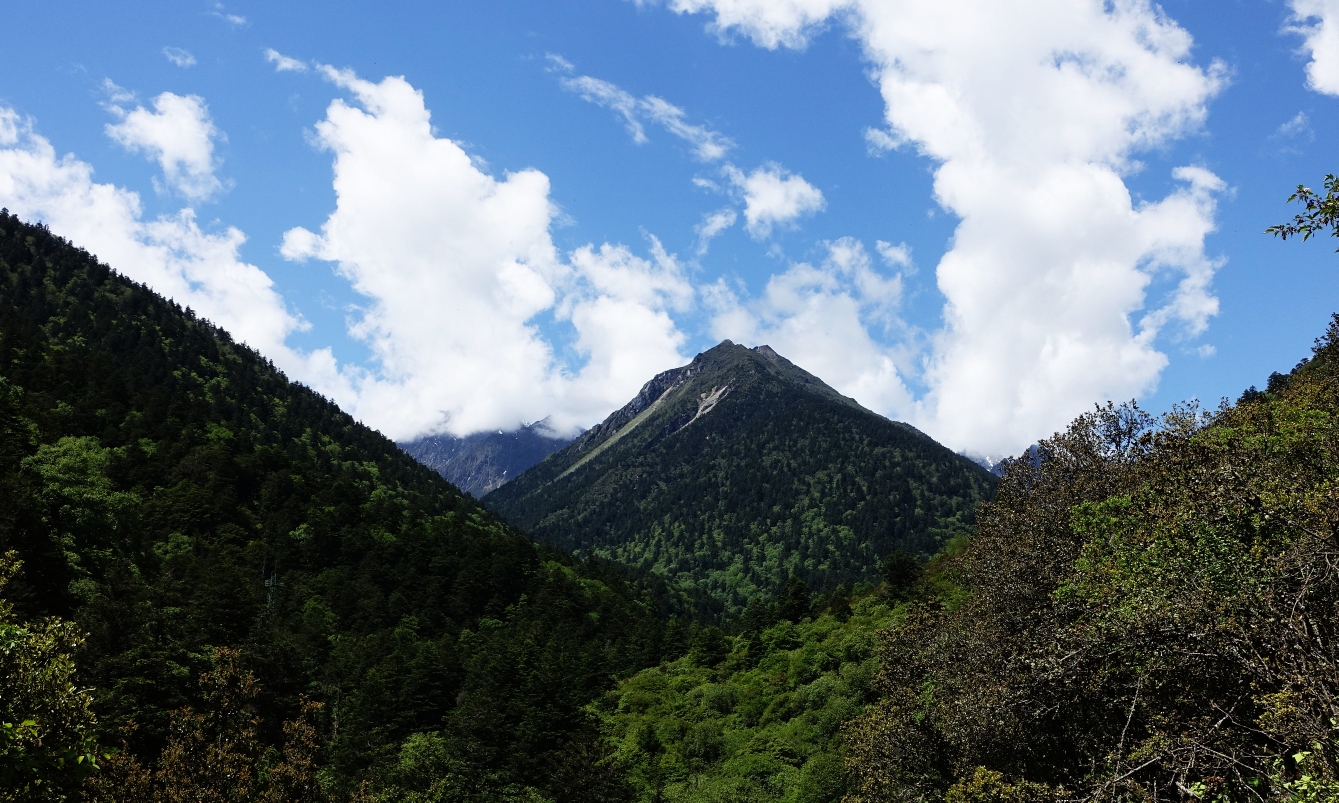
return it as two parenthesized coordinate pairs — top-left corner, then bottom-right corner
(0, 211), (681, 800)
(839, 320), (1339, 801)
(486, 342), (995, 610)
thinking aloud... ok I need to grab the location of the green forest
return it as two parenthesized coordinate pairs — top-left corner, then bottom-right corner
(0, 211), (691, 801)
(5, 172), (1339, 802)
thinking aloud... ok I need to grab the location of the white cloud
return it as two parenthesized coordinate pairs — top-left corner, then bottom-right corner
(695, 207), (737, 253)
(724, 162), (825, 238)
(669, 0), (1226, 458)
(639, 96), (734, 161)
(3, 72), (696, 444)
(560, 74), (648, 143)
(554, 60), (734, 161)
(706, 238), (913, 415)
(544, 53), (576, 73)
(875, 240), (912, 270)
(265, 48), (308, 73)
(101, 79), (135, 105)
(0, 107), (308, 373)
(1289, 0), (1339, 95)
(163, 47), (196, 68)
(556, 240), (695, 429)
(1276, 111), (1313, 138)
(281, 67), (692, 439)
(863, 126), (901, 155)
(211, 4), (247, 26)
(669, 0), (849, 49)
(105, 92), (225, 201)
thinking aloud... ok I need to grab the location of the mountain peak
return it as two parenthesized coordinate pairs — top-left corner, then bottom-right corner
(486, 343), (994, 609)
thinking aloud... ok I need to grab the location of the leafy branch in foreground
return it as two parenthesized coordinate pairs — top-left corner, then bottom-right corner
(1266, 174), (1339, 248)
(85, 647), (329, 803)
(0, 550), (102, 802)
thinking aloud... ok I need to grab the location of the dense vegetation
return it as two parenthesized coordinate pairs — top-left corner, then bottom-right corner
(0, 211), (687, 800)
(592, 547), (960, 803)
(487, 343), (995, 611)
(841, 327), (1339, 800)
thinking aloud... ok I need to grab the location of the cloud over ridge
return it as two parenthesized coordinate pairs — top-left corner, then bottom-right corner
(0, 107), (306, 372)
(280, 66), (694, 439)
(665, 0), (1227, 457)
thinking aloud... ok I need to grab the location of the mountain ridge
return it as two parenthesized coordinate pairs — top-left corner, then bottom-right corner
(486, 340), (995, 609)
(399, 420), (572, 497)
(0, 211), (679, 799)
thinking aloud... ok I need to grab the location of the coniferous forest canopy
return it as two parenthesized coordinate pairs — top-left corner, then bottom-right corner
(0, 210), (686, 801)
(3, 169), (1339, 803)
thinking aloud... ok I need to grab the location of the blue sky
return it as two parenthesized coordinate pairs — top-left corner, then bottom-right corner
(1, 0), (1338, 457)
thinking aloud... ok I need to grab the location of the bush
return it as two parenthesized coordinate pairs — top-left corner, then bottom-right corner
(944, 767), (1054, 803)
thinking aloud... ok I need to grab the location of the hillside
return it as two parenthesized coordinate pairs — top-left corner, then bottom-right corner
(0, 212), (680, 800)
(399, 422), (572, 497)
(836, 320), (1339, 801)
(485, 342), (995, 610)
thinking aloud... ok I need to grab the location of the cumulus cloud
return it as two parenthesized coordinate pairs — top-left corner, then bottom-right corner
(706, 238), (913, 415)
(557, 240), (694, 428)
(105, 91), (225, 201)
(0, 107), (307, 371)
(668, 0), (1226, 458)
(1289, 0), (1339, 95)
(163, 47), (196, 68)
(265, 48), (308, 73)
(669, 0), (849, 49)
(552, 57), (734, 161)
(281, 66), (692, 439)
(724, 163), (825, 238)
(2, 72), (695, 443)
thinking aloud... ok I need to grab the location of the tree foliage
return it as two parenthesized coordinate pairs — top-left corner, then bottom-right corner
(1267, 174), (1339, 248)
(843, 316), (1339, 800)
(85, 647), (328, 803)
(0, 551), (100, 802)
(595, 585), (902, 803)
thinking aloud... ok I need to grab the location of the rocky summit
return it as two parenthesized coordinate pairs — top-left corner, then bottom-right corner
(399, 421), (572, 497)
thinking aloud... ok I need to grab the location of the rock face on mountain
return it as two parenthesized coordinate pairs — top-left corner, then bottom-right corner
(485, 341), (996, 609)
(400, 422), (572, 497)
